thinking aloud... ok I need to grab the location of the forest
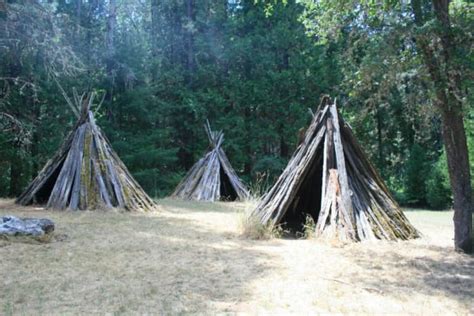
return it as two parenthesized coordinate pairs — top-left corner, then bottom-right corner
(0, 2), (472, 226)
(0, 1), (473, 313)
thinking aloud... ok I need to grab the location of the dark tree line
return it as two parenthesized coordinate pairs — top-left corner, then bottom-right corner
(0, 0), (472, 251)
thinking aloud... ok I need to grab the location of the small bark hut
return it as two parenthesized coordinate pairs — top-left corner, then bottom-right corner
(172, 121), (250, 202)
(16, 92), (156, 212)
(251, 97), (419, 241)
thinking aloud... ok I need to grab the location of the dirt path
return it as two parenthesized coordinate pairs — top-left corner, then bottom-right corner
(0, 199), (472, 314)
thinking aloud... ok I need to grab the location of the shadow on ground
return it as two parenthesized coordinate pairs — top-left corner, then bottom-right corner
(344, 243), (473, 310)
(0, 199), (276, 314)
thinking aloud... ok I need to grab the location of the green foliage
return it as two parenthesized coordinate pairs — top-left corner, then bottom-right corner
(426, 152), (452, 210)
(303, 215), (317, 239)
(1, 0), (332, 199)
(253, 156), (286, 181)
(404, 144), (428, 206)
(298, 0), (473, 211)
(0, 133), (12, 197)
(0, 0), (472, 211)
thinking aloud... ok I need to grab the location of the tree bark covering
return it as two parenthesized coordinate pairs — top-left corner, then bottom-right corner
(172, 121), (250, 202)
(252, 98), (419, 241)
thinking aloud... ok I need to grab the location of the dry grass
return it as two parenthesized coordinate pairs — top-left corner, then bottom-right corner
(238, 202), (281, 240)
(0, 199), (472, 315)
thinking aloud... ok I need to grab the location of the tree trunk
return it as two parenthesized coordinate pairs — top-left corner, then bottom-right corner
(75, 0), (81, 39)
(412, 0), (473, 252)
(280, 136), (289, 158)
(150, 0), (159, 57)
(30, 85), (40, 177)
(244, 107), (252, 175)
(375, 105), (384, 174)
(150, 0), (161, 82)
(105, 0), (117, 121)
(441, 105), (473, 252)
(9, 150), (22, 197)
(169, 2), (180, 66)
(185, 0), (195, 85)
(106, 0), (116, 65)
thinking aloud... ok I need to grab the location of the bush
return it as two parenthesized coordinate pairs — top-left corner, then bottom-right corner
(239, 213), (282, 240)
(303, 215), (317, 239)
(252, 156), (286, 181)
(426, 152), (452, 209)
(404, 144), (428, 205)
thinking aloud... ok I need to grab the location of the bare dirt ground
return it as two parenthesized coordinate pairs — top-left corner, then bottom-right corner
(0, 199), (472, 315)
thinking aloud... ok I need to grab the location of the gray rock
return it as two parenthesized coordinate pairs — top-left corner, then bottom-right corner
(0, 216), (55, 238)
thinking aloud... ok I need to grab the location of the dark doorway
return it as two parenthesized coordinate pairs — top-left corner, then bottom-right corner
(33, 159), (66, 204)
(280, 145), (324, 234)
(219, 167), (238, 201)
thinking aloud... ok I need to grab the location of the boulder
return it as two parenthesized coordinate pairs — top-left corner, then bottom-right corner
(0, 216), (55, 242)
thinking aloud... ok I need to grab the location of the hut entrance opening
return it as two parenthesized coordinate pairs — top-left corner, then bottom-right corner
(280, 145), (324, 234)
(219, 167), (238, 201)
(33, 159), (66, 204)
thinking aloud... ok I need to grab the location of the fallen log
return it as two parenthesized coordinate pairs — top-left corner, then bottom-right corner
(0, 216), (55, 243)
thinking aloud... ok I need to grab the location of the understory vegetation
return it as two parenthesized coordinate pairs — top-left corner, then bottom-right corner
(0, 1), (472, 210)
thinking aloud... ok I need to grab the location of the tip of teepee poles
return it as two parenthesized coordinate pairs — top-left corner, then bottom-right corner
(314, 95), (334, 113)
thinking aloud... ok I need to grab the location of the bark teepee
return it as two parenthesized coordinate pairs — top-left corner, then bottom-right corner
(172, 121), (249, 202)
(16, 91), (156, 212)
(251, 97), (419, 242)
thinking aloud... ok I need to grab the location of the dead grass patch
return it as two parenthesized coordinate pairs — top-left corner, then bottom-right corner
(0, 199), (472, 314)
(239, 213), (280, 240)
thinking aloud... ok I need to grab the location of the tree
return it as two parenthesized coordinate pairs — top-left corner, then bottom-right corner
(412, 0), (472, 253)
(405, 143), (428, 205)
(0, 0), (82, 196)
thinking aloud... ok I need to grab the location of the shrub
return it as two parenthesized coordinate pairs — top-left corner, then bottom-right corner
(248, 172), (270, 199)
(302, 215), (317, 239)
(404, 143), (428, 205)
(239, 213), (281, 240)
(251, 156), (286, 195)
(426, 152), (452, 209)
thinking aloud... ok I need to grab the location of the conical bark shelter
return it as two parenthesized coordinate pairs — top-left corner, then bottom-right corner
(16, 92), (156, 212)
(172, 121), (249, 202)
(252, 97), (419, 242)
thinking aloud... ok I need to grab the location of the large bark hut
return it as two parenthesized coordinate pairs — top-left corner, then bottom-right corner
(251, 97), (419, 242)
(16, 92), (156, 212)
(172, 121), (250, 202)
